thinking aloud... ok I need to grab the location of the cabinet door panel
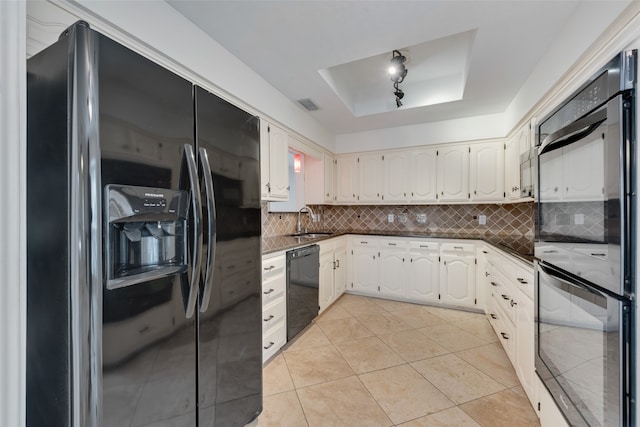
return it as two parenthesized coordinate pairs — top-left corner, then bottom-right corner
(336, 155), (358, 202)
(334, 247), (347, 297)
(323, 153), (335, 203)
(437, 145), (469, 201)
(351, 248), (378, 294)
(383, 151), (409, 202)
(378, 248), (406, 298)
(408, 251), (439, 303)
(319, 251), (335, 312)
(358, 154), (382, 202)
(410, 148), (437, 202)
(470, 141), (504, 201)
(516, 293), (536, 407)
(440, 255), (475, 307)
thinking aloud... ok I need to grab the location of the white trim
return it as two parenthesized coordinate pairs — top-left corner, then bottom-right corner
(0, 1), (26, 427)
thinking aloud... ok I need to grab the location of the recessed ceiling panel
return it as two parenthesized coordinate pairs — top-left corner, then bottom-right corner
(319, 30), (476, 116)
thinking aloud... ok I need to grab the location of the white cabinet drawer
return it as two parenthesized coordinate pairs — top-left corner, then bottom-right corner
(409, 241), (439, 252)
(351, 236), (378, 247)
(262, 298), (286, 335)
(378, 238), (406, 248)
(492, 268), (517, 324)
(495, 312), (516, 362)
(262, 254), (285, 278)
(440, 242), (475, 255)
(262, 273), (286, 306)
(262, 320), (286, 363)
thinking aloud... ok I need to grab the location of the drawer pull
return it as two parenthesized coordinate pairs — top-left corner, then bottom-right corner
(360, 241), (368, 244)
(263, 288), (275, 295)
(419, 245), (429, 248)
(490, 281), (498, 287)
(501, 294), (510, 300)
(482, 250), (488, 254)
(336, 259), (340, 268)
(500, 332), (510, 340)
(264, 341), (275, 350)
(454, 246), (464, 250)
(263, 265), (275, 271)
(591, 253), (607, 257)
(516, 278), (528, 284)
(263, 314), (274, 322)
(490, 313), (497, 320)
(388, 243), (396, 246)
(510, 299), (517, 307)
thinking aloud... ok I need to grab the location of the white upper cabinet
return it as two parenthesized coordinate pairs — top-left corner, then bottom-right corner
(260, 119), (289, 201)
(358, 153), (383, 203)
(323, 153), (335, 203)
(410, 148), (438, 202)
(505, 136), (520, 200)
(470, 141), (504, 201)
(437, 144), (470, 202)
(336, 154), (358, 203)
(382, 151), (409, 203)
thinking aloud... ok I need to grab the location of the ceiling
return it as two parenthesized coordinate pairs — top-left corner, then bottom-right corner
(168, 1), (630, 136)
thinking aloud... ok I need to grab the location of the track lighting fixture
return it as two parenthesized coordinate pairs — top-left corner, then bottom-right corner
(389, 50), (407, 108)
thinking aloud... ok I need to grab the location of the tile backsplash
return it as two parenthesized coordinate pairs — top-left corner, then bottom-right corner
(262, 202), (535, 254)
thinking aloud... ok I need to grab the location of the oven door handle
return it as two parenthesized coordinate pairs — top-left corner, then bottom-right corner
(537, 261), (606, 298)
(539, 107), (606, 155)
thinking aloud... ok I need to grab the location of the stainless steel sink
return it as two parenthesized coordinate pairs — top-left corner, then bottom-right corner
(289, 232), (333, 239)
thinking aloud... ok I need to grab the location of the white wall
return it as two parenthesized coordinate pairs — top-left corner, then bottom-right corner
(335, 2), (640, 155)
(0, 2), (26, 427)
(335, 113), (505, 154)
(34, 0), (335, 152)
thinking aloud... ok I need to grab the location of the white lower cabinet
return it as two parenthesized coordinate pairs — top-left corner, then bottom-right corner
(439, 243), (476, 308)
(407, 241), (439, 303)
(349, 237), (379, 294)
(318, 237), (347, 312)
(261, 252), (286, 363)
(378, 239), (407, 298)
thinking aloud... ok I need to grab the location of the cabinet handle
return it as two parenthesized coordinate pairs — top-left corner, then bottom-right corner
(336, 259), (340, 268)
(263, 314), (274, 322)
(482, 250), (488, 254)
(360, 241), (368, 244)
(419, 245), (429, 248)
(490, 313), (497, 320)
(514, 186), (519, 191)
(264, 341), (275, 350)
(510, 299), (517, 307)
(263, 288), (275, 295)
(388, 243), (396, 246)
(500, 332), (510, 340)
(591, 253), (607, 257)
(263, 265), (275, 271)
(333, 261), (336, 270)
(485, 271), (490, 277)
(454, 246), (463, 250)
(516, 277), (528, 284)
(501, 294), (510, 300)
(490, 281), (498, 287)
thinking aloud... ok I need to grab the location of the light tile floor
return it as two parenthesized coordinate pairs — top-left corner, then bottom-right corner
(255, 294), (540, 427)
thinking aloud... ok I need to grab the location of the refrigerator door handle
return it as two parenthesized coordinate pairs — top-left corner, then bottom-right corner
(184, 144), (203, 319)
(198, 147), (217, 312)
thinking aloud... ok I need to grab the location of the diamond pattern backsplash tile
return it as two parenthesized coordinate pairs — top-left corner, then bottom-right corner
(262, 202), (535, 255)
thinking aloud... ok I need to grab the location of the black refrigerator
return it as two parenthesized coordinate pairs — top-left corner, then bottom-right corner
(26, 21), (262, 427)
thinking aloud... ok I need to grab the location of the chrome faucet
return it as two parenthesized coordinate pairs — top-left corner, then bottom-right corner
(297, 206), (316, 235)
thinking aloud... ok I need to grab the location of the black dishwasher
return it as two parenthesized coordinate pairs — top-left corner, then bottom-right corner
(286, 245), (320, 341)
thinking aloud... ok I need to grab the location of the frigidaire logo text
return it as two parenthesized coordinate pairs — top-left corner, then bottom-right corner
(144, 193), (164, 198)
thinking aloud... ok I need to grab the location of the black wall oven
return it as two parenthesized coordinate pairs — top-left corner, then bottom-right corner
(535, 50), (636, 426)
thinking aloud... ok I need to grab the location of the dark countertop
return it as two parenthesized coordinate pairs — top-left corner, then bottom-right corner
(262, 230), (534, 264)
